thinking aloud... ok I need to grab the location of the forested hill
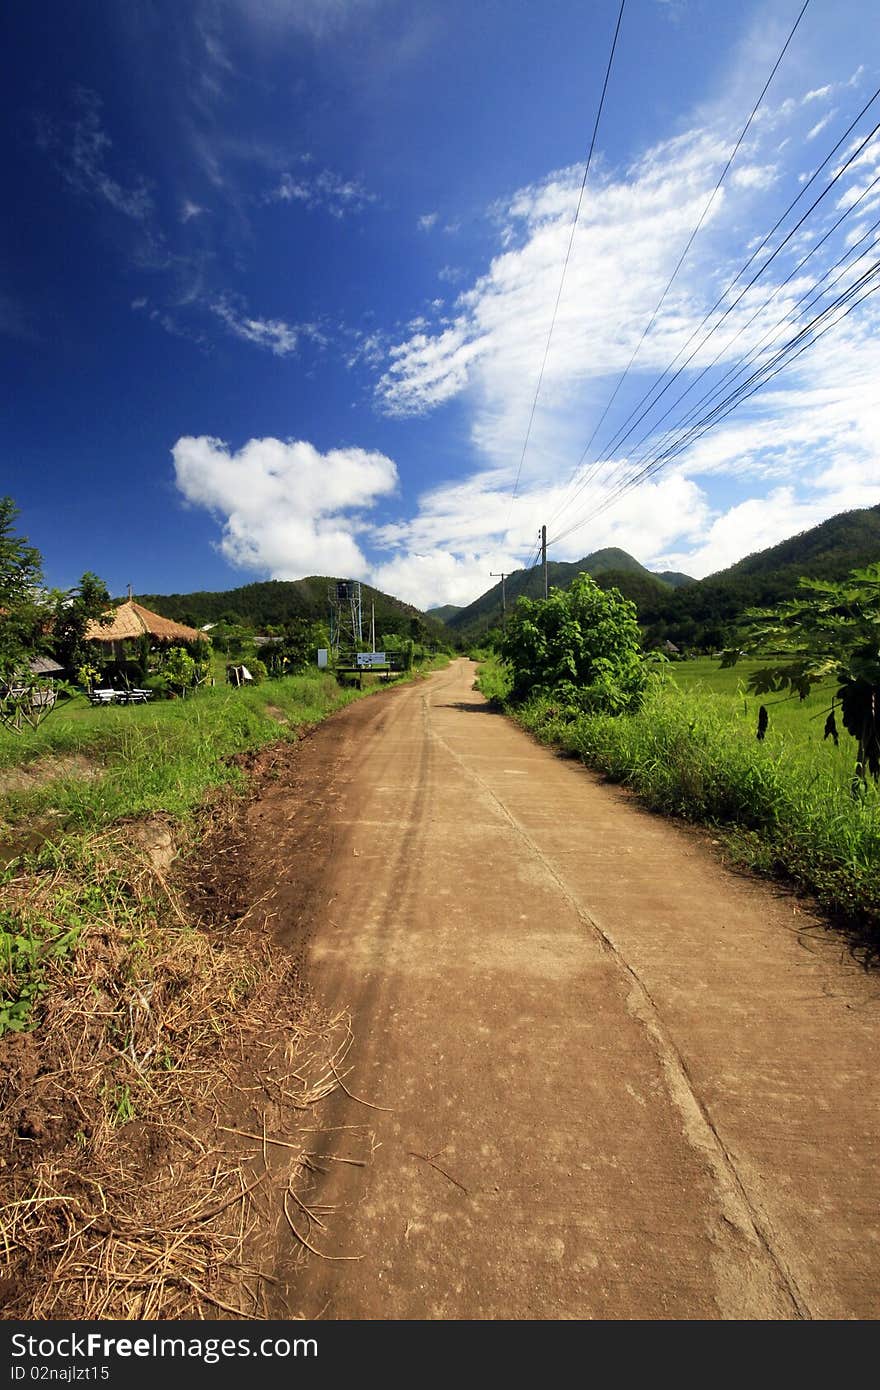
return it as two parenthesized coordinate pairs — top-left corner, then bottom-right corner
(135, 577), (447, 641)
(446, 547), (694, 642)
(445, 503), (880, 650)
(639, 503), (880, 648)
(708, 504), (880, 585)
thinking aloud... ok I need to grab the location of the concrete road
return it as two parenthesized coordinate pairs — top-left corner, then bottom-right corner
(267, 659), (880, 1320)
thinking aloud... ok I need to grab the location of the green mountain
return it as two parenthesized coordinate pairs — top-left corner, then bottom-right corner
(445, 504), (880, 650)
(427, 604), (463, 624)
(656, 571), (696, 589)
(135, 577), (447, 643)
(639, 503), (880, 649)
(446, 547), (691, 641)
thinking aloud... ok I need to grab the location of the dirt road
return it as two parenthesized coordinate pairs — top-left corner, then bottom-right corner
(259, 659), (879, 1320)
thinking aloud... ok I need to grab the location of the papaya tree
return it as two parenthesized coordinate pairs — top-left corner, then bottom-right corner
(721, 564), (880, 785)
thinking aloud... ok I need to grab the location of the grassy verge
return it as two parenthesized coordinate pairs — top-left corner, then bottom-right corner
(0, 674), (366, 833)
(0, 658), (445, 1314)
(476, 654), (880, 946)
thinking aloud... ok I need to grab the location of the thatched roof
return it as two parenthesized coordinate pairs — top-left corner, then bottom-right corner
(85, 601), (204, 646)
(30, 655), (65, 675)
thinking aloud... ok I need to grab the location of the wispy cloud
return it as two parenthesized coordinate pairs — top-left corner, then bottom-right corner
(418, 212), (438, 231)
(210, 297), (303, 356)
(269, 167), (376, 218)
(806, 110), (836, 142)
(35, 88), (154, 222)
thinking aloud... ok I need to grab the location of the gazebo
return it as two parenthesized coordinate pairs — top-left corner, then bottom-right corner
(85, 601), (204, 658)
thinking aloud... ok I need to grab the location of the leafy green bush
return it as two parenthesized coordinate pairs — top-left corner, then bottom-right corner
(498, 572), (647, 713)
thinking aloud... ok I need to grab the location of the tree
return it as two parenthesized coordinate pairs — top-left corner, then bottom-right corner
(162, 646), (196, 698)
(273, 618), (326, 673)
(0, 497), (48, 684)
(51, 571), (112, 674)
(722, 564), (880, 784)
(498, 572), (648, 713)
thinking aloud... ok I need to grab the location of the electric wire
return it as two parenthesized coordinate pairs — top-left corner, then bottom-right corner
(547, 82), (880, 536)
(607, 170), (880, 477)
(548, 255), (880, 546)
(549, 203), (880, 547)
(503, 0), (627, 534)
(550, 261), (880, 542)
(545, 103), (880, 542)
(545, 0), (812, 532)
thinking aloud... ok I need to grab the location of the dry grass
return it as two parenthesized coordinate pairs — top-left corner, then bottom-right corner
(0, 809), (361, 1319)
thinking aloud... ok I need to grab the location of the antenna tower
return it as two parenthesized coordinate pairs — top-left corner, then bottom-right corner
(328, 580), (363, 657)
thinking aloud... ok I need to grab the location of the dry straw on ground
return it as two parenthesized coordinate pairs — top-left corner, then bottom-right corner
(0, 811), (357, 1319)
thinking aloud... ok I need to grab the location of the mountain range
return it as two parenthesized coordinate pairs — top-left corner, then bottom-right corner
(138, 503), (880, 653)
(437, 504), (880, 647)
(134, 577), (447, 643)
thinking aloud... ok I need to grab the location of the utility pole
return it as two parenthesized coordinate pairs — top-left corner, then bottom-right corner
(489, 571), (509, 622)
(371, 601), (376, 653)
(541, 524), (548, 599)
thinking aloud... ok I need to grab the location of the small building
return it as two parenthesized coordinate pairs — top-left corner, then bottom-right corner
(662, 640), (680, 656)
(28, 655), (66, 678)
(85, 600), (205, 659)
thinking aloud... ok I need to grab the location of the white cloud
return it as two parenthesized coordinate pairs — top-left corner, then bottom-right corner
(172, 435), (399, 577)
(369, 466), (711, 607)
(418, 212), (438, 231)
(806, 110), (836, 142)
(269, 168), (375, 217)
(210, 298), (301, 355)
(731, 163), (778, 190)
(181, 199), (206, 222)
(376, 125), (764, 447)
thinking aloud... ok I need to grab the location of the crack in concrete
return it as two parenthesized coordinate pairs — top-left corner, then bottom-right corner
(421, 685), (813, 1320)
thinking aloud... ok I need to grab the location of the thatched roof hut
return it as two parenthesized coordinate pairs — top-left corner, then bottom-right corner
(85, 601), (204, 648)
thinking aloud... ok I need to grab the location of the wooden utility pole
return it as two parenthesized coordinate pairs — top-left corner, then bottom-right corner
(489, 571), (509, 621)
(541, 524), (548, 599)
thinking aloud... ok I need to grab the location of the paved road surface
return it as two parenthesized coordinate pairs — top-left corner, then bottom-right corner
(267, 659), (879, 1319)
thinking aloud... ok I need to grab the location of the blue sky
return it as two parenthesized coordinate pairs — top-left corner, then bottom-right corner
(2, 0), (879, 609)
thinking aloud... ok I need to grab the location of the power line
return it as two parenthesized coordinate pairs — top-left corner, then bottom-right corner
(550, 214), (880, 548)
(551, 263), (880, 541)
(546, 98), (880, 541)
(548, 255), (880, 546)
(503, 0), (627, 532)
(608, 169), (880, 478)
(545, 0), (812, 533)
(548, 81), (880, 538)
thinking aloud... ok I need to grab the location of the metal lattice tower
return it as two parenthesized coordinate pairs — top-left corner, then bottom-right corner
(328, 580), (363, 657)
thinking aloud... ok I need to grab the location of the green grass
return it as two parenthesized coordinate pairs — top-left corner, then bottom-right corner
(0, 674), (361, 833)
(477, 653), (880, 942)
(0, 659), (447, 1036)
(0, 663), (450, 837)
